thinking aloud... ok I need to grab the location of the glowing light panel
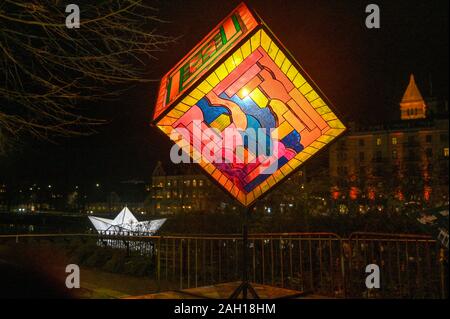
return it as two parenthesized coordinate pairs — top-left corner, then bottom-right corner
(153, 3), (346, 206)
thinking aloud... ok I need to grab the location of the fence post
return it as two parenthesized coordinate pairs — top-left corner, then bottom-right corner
(180, 239), (183, 290)
(340, 239), (347, 298)
(187, 238), (190, 288)
(439, 248), (446, 299)
(156, 237), (161, 292)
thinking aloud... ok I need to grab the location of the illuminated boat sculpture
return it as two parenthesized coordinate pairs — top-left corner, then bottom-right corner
(88, 207), (166, 236)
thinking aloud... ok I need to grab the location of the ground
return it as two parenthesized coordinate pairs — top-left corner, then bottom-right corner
(0, 242), (159, 299)
(76, 267), (159, 298)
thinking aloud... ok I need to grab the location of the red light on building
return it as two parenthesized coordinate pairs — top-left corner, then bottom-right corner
(331, 187), (340, 200)
(396, 189), (404, 201)
(424, 186), (432, 201)
(349, 187), (359, 200)
(368, 188), (376, 201)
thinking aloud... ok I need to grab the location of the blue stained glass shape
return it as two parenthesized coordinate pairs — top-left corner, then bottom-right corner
(197, 97), (230, 124)
(219, 92), (276, 129)
(281, 129), (303, 153)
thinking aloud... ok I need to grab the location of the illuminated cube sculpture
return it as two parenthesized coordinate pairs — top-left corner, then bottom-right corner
(153, 3), (346, 206)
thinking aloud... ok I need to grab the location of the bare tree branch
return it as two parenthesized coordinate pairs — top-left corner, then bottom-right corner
(0, 0), (175, 152)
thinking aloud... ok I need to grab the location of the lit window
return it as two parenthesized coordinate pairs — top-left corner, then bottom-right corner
(192, 179), (197, 187)
(199, 180), (204, 187)
(444, 148), (449, 158)
(391, 137), (397, 145)
(376, 138), (382, 146)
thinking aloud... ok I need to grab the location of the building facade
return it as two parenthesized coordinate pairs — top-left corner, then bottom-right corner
(148, 162), (229, 214)
(329, 75), (449, 209)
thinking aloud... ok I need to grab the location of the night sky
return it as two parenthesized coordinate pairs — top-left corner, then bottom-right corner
(1, 0), (448, 186)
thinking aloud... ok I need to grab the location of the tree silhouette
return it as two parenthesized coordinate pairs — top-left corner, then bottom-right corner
(0, 1), (174, 152)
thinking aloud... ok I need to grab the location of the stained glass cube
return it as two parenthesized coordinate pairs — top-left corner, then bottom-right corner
(152, 3), (346, 206)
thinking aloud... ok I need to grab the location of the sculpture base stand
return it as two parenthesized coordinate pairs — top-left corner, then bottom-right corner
(229, 205), (259, 299)
(229, 280), (260, 299)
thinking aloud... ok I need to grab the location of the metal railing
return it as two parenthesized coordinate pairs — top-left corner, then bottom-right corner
(153, 233), (346, 297)
(153, 233), (447, 298)
(0, 232), (447, 298)
(345, 232), (446, 298)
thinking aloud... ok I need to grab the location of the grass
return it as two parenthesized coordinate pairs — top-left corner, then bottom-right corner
(76, 267), (159, 298)
(0, 242), (161, 299)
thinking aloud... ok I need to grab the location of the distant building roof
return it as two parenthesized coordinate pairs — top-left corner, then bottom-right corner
(400, 74), (427, 120)
(401, 74), (425, 104)
(152, 161), (166, 176)
(346, 118), (448, 135)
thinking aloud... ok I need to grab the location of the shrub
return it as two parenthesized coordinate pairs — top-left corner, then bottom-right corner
(123, 256), (152, 277)
(83, 247), (113, 268)
(102, 250), (126, 273)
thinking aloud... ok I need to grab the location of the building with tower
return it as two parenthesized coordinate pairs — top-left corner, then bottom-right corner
(329, 74), (448, 210)
(400, 74), (427, 120)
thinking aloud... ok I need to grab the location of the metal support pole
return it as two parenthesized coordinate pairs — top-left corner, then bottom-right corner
(229, 205), (259, 299)
(242, 207), (249, 298)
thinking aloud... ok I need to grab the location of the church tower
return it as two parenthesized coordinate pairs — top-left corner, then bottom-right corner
(400, 74), (427, 120)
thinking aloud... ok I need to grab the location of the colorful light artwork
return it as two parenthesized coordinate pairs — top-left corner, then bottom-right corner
(153, 3), (346, 206)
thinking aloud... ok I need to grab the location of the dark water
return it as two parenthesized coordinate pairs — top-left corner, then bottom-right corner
(0, 212), (90, 234)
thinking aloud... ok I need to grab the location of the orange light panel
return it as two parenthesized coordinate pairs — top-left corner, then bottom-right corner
(153, 3), (346, 206)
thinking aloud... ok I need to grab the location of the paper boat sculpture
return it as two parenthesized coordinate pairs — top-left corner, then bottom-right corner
(88, 207), (166, 235)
